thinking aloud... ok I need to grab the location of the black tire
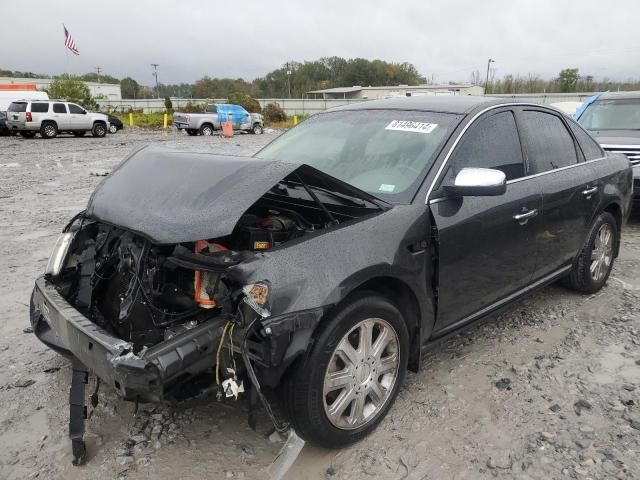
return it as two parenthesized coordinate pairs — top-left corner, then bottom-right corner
(199, 124), (214, 136)
(252, 123), (264, 134)
(73, 131), (86, 137)
(91, 123), (107, 138)
(40, 121), (58, 139)
(19, 131), (36, 139)
(186, 129), (198, 136)
(565, 211), (618, 293)
(283, 293), (409, 447)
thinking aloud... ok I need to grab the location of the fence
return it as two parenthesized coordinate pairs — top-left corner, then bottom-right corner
(96, 93), (596, 116)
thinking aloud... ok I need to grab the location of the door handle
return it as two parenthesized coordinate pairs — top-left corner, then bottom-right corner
(582, 186), (598, 198)
(513, 208), (538, 225)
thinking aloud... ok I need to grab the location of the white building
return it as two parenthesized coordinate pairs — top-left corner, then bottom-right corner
(307, 84), (484, 100)
(0, 77), (122, 100)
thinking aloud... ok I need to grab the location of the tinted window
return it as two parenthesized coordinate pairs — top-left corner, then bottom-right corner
(567, 120), (604, 161)
(68, 104), (85, 114)
(448, 111), (524, 181)
(30, 103), (49, 113)
(520, 111), (578, 174)
(53, 103), (67, 114)
(8, 102), (27, 112)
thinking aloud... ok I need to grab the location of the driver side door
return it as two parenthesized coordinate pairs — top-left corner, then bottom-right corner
(429, 108), (543, 334)
(68, 103), (89, 130)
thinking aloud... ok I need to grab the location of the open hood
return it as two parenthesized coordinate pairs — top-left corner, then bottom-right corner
(87, 145), (384, 244)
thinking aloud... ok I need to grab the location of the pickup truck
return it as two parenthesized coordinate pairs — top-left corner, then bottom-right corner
(173, 103), (264, 136)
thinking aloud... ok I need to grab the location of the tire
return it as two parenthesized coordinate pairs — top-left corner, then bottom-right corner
(92, 123), (107, 138)
(40, 121), (58, 139)
(109, 124), (118, 134)
(186, 129), (198, 136)
(20, 131), (36, 139)
(73, 131), (86, 137)
(199, 124), (214, 136)
(283, 294), (409, 447)
(565, 211), (618, 293)
(252, 123), (264, 135)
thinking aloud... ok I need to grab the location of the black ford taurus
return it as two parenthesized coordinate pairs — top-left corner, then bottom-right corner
(29, 97), (633, 462)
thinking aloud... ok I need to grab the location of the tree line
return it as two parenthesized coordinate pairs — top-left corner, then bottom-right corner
(2, 63), (640, 99)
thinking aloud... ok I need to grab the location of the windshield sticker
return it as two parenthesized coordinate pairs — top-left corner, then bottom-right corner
(379, 184), (396, 192)
(385, 120), (438, 134)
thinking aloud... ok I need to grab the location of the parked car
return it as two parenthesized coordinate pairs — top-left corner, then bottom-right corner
(30, 97), (632, 462)
(6, 100), (110, 139)
(107, 114), (123, 134)
(173, 103), (264, 136)
(576, 92), (640, 208)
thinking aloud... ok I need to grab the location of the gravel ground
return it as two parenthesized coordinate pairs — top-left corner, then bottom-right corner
(0, 129), (638, 480)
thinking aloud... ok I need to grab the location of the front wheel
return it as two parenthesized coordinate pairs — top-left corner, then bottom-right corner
(565, 211), (618, 293)
(283, 294), (409, 447)
(252, 123), (264, 134)
(109, 124), (118, 134)
(92, 123), (107, 138)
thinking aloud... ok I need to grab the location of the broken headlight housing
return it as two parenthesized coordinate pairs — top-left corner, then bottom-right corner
(242, 281), (271, 318)
(45, 232), (74, 277)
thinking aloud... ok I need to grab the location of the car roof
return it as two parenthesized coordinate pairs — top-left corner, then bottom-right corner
(327, 95), (504, 115)
(596, 91), (640, 101)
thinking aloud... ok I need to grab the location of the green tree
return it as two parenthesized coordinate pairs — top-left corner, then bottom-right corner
(227, 92), (261, 113)
(164, 96), (173, 111)
(46, 76), (95, 109)
(120, 77), (140, 98)
(557, 68), (580, 93)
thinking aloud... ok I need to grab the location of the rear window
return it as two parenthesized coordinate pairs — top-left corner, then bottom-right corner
(8, 102), (27, 112)
(30, 103), (49, 113)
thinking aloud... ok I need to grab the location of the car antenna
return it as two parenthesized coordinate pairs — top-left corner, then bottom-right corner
(294, 173), (339, 226)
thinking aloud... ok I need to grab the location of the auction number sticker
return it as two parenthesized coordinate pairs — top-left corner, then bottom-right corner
(385, 120), (438, 134)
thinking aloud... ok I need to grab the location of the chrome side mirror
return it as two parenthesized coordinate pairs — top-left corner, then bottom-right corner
(444, 167), (507, 196)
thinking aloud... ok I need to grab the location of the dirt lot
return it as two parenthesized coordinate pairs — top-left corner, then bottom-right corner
(0, 129), (638, 480)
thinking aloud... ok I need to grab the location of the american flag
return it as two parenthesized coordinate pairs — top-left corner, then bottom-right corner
(63, 25), (79, 55)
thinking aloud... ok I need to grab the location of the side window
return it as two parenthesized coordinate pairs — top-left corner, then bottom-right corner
(567, 120), (604, 161)
(30, 103), (49, 113)
(68, 104), (85, 114)
(448, 111), (524, 181)
(53, 103), (67, 114)
(520, 111), (578, 174)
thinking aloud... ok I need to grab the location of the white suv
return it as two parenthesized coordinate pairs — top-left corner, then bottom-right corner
(6, 100), (110, 139)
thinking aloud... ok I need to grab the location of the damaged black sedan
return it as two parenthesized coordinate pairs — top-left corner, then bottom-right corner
(30, 97), (633, 462)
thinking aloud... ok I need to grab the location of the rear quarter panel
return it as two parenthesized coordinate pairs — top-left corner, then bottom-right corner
(589, 153), (633, 222)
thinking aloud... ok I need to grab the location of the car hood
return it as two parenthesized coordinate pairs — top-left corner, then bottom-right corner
(590, 131), (640, 146)
(86, 145), (385, 244)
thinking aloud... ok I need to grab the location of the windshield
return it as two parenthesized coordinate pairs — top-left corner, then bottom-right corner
(256, 109), (460, 203)
(578, 98), (640, 131)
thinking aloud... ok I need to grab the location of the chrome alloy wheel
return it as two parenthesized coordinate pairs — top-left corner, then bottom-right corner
(323, 318), (400, 430)
(591, 223), (613, 281)
(44, 125), (56, 137)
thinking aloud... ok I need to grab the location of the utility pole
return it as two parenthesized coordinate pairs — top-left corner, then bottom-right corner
(284, 62), (292, 98)
(95, 66), (102, 83)
(151, 63), (160, 98)
(485, 58), (495, 95)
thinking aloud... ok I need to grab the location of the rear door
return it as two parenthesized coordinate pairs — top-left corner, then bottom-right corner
(516, 108), (597, 277)
(29, 102), (50, 127)
(52, 103), (70, 129)
(7, 101), (28, 128)
(430, 108), (543, 332)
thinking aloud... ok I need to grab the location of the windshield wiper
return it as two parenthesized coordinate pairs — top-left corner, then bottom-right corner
(294, 174), (339, 226)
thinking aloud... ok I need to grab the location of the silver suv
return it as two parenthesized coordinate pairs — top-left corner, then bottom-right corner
(6, 100), (110, 139)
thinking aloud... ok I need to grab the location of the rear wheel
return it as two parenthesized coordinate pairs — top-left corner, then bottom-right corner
(20, 131), (36, 139)
(186, 129), (198, 136)
(199, 124), (214, 136)
(40, 122), (58, 139)
(565, 211), (618, 293)
(283, 294), (408, 447)
(92, 123), (107, 138)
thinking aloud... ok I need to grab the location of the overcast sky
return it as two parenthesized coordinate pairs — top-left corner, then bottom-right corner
(4, 0), (640, 86)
